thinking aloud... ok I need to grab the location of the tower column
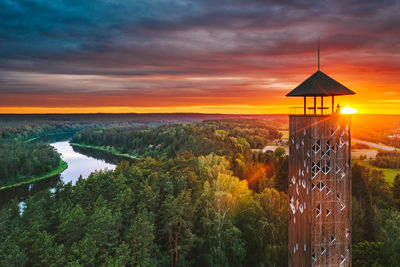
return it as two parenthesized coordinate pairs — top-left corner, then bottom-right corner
(314, 96), (316, 115)
(321, 97), (324, 115)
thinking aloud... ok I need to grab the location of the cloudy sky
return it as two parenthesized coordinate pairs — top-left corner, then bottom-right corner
(1, 0), (399, 113)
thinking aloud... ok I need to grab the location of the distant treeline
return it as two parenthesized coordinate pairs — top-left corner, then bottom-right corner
(371, 151), (400, 169)
(0, 114), (287, 141)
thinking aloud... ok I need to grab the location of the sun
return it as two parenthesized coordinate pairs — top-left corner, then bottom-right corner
(340, 106), (358, 114)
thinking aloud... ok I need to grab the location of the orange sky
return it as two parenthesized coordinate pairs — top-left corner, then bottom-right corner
(1, 63), (398, 114)
(1, 0), (399, 114)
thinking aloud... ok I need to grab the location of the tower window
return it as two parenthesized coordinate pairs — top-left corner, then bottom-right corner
(323, 161), (331, 174)
(331, 234), (336, 243)
(318, 181), (325, 191)
(335, 164), (341, 174)
(339, 137), (345, 148)
(321, 246), (326, 255)
(316, 203), (321, 217)
(312, 161), (321, 178)
(312, 140), (321, 153)
(326, 208), (331, 217)
(312, 252), (316, 261)
(340, 255), (346, 265)
(326, 139), (331, 150)
(326, 186), (331, 195)
(322, 140), (331, 157)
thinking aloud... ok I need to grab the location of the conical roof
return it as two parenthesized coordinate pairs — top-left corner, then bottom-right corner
(286, 71), (355, 97)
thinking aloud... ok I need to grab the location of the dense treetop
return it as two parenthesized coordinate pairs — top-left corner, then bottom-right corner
(0, 140), (62, 187)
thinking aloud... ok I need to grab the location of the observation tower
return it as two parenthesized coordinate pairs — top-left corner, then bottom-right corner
(286, 45), (355, 266)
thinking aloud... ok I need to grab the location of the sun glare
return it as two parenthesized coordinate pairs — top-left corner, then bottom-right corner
(340, 106), (358, 114)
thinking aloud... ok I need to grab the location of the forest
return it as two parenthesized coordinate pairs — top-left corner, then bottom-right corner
(70, 119), (286, 192)
(0, 140), (63, 188)
(0, 117), (400, 266)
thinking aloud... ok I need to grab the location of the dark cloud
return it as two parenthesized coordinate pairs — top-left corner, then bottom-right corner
(0, 0), (399, 108)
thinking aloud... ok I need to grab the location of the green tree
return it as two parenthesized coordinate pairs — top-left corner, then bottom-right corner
(393, 174), (400, 209)
(199, 154), (249, 266)
(69, 235), (98, 266)
(379, 209), (400, 266)
(256, 188), (288, 266)
(273, 156), (288, 193)
(31, 231), (65, 266)
(57, 204), (86, 246)
(125, 209), (156, 267)
(0, 238), (27, 267)
(274, 147), (286, 158)
(352, 241), (384, 266)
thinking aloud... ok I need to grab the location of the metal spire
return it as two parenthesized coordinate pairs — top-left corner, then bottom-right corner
(318, 38), (320, 71)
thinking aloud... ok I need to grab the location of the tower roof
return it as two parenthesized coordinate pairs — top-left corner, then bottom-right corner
(286, 70), (355, 97)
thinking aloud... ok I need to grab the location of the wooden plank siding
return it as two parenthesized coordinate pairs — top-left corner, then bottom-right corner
(288, 114), (351, 267)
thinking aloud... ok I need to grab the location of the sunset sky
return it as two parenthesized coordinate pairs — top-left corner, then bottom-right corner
(1, 0), (399, 114)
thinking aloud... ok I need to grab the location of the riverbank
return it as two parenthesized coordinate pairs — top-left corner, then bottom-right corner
(0, 160), (68, 190)
(23, 131), (76, 143)
(69, 142), (140, 160)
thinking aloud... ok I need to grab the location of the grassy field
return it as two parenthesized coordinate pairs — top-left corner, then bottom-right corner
(380, 168), (400, 184)
(70, 142), (140, 160)
(0, 160), (68, 190)
(355, 160), (400, 185)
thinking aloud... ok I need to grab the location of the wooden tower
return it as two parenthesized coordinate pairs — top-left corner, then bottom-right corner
(286, 69), (355, 266)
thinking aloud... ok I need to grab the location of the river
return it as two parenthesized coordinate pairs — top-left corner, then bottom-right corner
(50, 141), (115, 184)
(1, 138), (122, 207)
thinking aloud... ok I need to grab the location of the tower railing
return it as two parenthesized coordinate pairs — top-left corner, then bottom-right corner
(289, 106), (338, 115)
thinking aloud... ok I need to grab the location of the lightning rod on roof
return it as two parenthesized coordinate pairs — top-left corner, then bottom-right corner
(318, 38), (320, 71)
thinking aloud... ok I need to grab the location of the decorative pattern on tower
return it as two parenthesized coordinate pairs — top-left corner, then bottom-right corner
(286, 69), (355, 266)
(288, 115), (351, 266)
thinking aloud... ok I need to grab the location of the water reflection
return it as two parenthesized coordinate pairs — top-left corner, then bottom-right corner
(0, 174), (60, 206)
(51, 141), (116, 184)
(71, 144), (136, 165)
